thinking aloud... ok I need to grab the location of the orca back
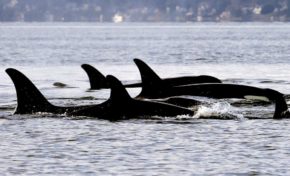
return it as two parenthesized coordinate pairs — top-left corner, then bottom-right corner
(70, 75), (132, 120)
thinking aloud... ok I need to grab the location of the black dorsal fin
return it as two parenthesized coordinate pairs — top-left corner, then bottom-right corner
(133, 58), (162, 84)
(6, 68), (56, 114)
(106, 75), (132, 102)
(264, 88), (290, 119)
(81, 64), (107, 89)
(133, 58), (167, 98)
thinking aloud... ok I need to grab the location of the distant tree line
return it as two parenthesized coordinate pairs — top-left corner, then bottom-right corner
(0, 0), (289, 22)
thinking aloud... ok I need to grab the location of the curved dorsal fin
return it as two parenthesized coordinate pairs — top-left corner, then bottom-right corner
(5, 68), (56, 114)
(133, 58), (167, 98)
(81, 64), (107, 89)
(133, 58), (162, 84)
(106, 75), (131, 102)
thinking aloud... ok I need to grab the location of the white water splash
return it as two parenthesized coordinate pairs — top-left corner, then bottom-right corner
(193, 102), (245, 120)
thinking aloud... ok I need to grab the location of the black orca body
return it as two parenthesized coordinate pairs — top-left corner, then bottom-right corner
(133, 58), (220, 99)
(6, 68), (194, 120)
(136, 80), (290, 119)
(81, 59), (221, 90)
(132, 58), (222, 87)
(70, 75), (194, 120)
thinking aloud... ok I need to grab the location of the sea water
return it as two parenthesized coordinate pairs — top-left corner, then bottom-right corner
(0, 23), (290, 175)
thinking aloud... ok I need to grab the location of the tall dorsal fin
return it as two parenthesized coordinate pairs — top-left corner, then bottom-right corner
(6, 68), (56, 114)
(133, 58), (162, 84)
(81, 64), (107, 89)
(106, 75), (132, 102)
(133, 58), (167, 98)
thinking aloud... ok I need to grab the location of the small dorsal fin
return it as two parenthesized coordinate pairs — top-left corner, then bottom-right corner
(133, 58), (167, 98)
(106, 75), (132, 102)
(6, 68), (56, 114)
(81, 64), (107, 89)
(264, 88), (290, 119)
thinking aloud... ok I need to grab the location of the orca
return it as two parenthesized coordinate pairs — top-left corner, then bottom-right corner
(136, 79), (290, 119)
(69, 75), (195, 120)
(133, 58), (224, 99)
(81, 59), (221, 90)
(133, 58), (221, 86)
(6, 68), (194, 120)
(6, 68), (92, 114)
(133, 59), (290, 119)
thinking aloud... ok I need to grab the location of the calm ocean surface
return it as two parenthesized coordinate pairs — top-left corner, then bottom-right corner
(1, 23), (290, 175)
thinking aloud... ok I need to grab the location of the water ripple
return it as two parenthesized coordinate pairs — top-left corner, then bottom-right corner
(1, 23), (290, 175)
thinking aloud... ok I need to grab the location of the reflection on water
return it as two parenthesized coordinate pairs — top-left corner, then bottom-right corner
(1, 23), (290, 175)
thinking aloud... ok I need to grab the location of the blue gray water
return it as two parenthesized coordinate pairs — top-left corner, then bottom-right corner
(1, 23), (290, 175)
